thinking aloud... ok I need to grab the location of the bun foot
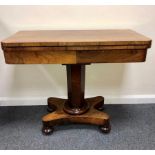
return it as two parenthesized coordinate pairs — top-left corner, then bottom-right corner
(42, 126), (54, 135)
(99, 121), (111, 134)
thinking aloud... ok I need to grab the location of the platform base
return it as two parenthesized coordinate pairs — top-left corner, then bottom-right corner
(42, 96), (110, 135)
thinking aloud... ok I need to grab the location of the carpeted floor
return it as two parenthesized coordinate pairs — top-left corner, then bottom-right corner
(0, 104), (154, 150)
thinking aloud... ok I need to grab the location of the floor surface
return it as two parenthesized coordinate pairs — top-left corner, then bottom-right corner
(0, 104), (155, 150)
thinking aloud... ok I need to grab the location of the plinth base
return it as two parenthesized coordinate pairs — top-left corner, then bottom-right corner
(42, 96), (111, 135)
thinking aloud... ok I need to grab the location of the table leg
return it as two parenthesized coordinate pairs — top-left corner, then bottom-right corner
(42, 64), (110, 135)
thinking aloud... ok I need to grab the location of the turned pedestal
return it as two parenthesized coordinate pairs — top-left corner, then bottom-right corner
(42, 64), (111, 135)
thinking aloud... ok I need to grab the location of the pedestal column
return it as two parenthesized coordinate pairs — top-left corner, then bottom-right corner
(64, 64), (89, 115)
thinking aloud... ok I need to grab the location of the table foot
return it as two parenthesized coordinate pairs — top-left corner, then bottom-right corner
(42, 96), (110, 135)
(99, 120), (111, 134)
(42, 124), (54, 135)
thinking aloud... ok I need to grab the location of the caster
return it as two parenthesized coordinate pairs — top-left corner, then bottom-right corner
(42, 126), (54, 135)
(99, 122), (111, 134)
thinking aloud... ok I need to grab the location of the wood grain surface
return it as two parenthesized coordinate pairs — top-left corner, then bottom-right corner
(43, 96), (109, 125)
(1, 30), (151, 47)
(1, 30), (151, 64)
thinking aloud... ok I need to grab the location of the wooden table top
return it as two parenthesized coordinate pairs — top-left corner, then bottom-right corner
(1, 30), (152, 64)
(1, 29), (151, 47)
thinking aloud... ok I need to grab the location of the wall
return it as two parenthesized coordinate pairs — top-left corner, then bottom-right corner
(0, 5), (154, 105)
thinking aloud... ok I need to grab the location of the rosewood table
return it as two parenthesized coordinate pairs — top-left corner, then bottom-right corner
(1, 30), (151, 135)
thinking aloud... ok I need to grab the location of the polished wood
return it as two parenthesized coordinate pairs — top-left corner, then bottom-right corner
(42, 96), (110, 135)
(1, 30), (152, 135)
(1, 30), (151, 47)
(1, 30), (151, 64)
(3, 48), (147, 64)
(43, 64), (108, 134)
(76, 49), (147, 63)
(3, 50), (76, 64)
(64, 64), (89, 115)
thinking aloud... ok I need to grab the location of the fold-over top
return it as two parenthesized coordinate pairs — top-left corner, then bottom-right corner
(1, 29), (152, 64)
(1, 29), (151, 47)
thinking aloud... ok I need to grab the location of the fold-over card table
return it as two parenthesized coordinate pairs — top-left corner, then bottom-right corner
(1, 30), (151, 135)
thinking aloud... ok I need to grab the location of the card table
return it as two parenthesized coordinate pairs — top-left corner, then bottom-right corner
(1, 30), (151, 135)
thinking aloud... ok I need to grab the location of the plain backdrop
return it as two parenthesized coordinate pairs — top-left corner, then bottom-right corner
(0, 5), (154, 105)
